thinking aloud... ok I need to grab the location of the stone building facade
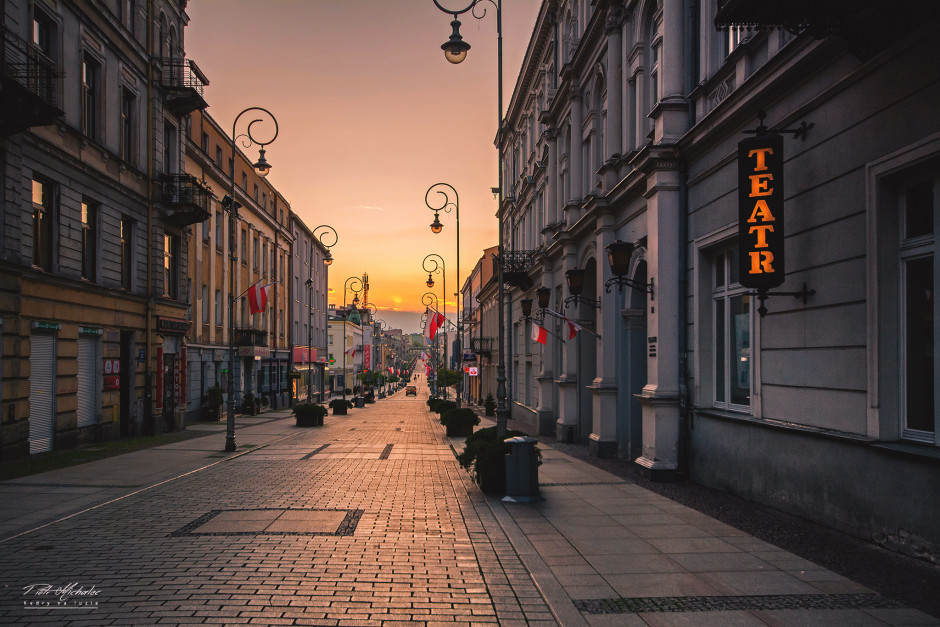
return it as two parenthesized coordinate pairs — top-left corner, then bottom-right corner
(1, 0), (206, 457)
(499, 0), (940, 560)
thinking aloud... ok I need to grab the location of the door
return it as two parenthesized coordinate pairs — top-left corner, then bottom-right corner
(76, 336), (98, 429)
(29, 334), (55, 453)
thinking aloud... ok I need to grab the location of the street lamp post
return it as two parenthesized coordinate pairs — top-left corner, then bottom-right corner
(312, 225), (337, 402)
(341, 276), (363, 402)
(421, 292), (440, 398)
(425, 183), (461, 409)
(223, 107), (278, 453)
(431, 1), (504, 434)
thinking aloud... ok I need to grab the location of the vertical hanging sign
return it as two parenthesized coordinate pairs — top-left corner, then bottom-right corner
(738, 133), (785, 289)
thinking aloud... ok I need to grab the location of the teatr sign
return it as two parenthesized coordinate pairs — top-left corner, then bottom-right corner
(738, 133), (785, 290)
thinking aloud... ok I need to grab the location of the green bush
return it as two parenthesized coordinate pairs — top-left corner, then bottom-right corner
(441, 408), (480, 429)
(427, 398), (442, 412)
(483, 393), (496, 416)
(457, 426), (541, 493)
(434, 400), (456, 415)
(294, 403), (327, 418)
(329, 398), (354, 410)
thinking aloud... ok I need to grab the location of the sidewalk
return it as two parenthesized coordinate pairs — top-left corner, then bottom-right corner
(0, 384), (936, 625)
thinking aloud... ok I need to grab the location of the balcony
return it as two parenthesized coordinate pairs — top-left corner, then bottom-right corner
(0, 25), (63, 136)
(160, 57), (208, 116)
(234, 327), (267, 347)
(497, 250), (537, 290)
(471, 337), (494, 357)
(161, 174), (211, 227)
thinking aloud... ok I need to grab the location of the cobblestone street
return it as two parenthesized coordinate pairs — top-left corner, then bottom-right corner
(1, 383), (937, 625)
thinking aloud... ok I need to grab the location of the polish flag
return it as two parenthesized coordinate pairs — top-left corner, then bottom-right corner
(247, 282), (269, 314)
(344, 345), (357, 358)
(424, 310), (446, 341)
(531, 323), (547, 345)
(563, 318), (582, 340)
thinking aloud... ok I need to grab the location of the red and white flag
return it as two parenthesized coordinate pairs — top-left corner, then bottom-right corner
(563, 318), (582, 340)
(344, 345), (357, 358)
(531, 323), (547, 345)
(247, 281), (269, 314)
(424, 310), (446, 341)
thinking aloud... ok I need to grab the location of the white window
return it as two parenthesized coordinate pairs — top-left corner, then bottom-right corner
(713, 246), (752, 411)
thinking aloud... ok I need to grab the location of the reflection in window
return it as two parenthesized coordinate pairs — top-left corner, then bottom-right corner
(714, 246), (751, 410)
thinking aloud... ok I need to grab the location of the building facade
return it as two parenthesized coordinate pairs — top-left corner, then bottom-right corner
(462, 246), (498, 405)
(183, 109), (293, 418)
(1, 0), (206, 458)
(499, 0), (940, 560)
(289, 216), (329, 404)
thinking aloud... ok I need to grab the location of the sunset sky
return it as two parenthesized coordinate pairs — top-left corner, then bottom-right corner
(185, 1), (541, 334)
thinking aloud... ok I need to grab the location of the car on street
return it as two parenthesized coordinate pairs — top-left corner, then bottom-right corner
(405, 385), (417, 396)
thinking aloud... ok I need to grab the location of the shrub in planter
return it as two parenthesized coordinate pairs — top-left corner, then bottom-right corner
(329, 398), (354, 415)
(434, 400), (456, 415)
(483, 393), (496, 417)
(241, 391), (259, 415)
(427, 398), (442, 412)
(202, 384), (224, 421)
(441, 408), (480, 437)
(294, 403), (327, 427)
(457, 426), (541, 494)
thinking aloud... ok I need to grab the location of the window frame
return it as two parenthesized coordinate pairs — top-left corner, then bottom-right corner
(163, 233), (178, 299)
(81, 199), (97, 282)
(120, 87), (136, 164)
(81, 52), (101, 140)
(120, 216), (133, 290)
(31, 177), (55, 271)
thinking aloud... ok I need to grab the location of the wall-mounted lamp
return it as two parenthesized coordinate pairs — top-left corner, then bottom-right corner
(564, 268), (600, 310)
(520, 297), (533, 318)
(536, 286), (551, 310)
(604, 240), (654, 298)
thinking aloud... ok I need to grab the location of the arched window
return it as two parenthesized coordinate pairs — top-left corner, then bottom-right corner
(169, 25), (177, 58)
(158, 13), (167, 57)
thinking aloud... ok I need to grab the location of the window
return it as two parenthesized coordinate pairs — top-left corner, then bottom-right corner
(32, 9), (56, 58)
(202, 214), (210, 242)
(163, 121), (175, 173)
(899, 177), (938, 441)
(120, 217), (133, 289)
(164, 233), (178, 298)
(241, 172), (248, 190)
(215, 146), (223, 169)
(215, 211), (223, 247)
(120, 88), (135, 163)
(201, 132), (210, 153)
(713, 247), (751, 410)
(31, 178), (54, 270)
(215, 289), (222, 325)
(253, 235), (259, 270)
(81, 200), (97, 281)
(253, 184), (259, 202)
(81, 53), (100, 138)
(201, 285), (209, 324)
(241, 229), (247, 265)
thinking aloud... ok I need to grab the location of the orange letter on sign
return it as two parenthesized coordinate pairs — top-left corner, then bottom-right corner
(749, 173), (774, 197)
(748, 147), (774, 171)
(749, 251), (775, 274)
(748, 224), (775, 248)
(747, 199), (776, 223)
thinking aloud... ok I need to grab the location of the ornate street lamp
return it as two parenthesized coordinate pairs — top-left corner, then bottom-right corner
(431, 0), (505, 434)
(312, 225), (337, 402)
(425, 183), (461, 408)
(341, 276), (363, 403)
(224, 107), (278, 454)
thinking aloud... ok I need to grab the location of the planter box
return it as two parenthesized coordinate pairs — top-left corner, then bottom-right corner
(477, 469), (504, 494)
(332, 405), (348, 416)
(446, 423), (474, 437)
(295, 413), (324, 427)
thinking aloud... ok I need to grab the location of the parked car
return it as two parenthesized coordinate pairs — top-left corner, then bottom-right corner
(405, 385), (417, 396)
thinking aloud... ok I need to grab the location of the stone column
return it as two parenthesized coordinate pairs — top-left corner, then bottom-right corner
(635, 160), (682, 479)
(546, 126), (559, 234)
(590, 209), (619, 457)
(604, 14), (623, 191)
(555, 242), (579, 442)
(566, 89), (583, 226)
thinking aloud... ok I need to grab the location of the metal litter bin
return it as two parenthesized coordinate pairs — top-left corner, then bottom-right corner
(503, 436), (541, 502)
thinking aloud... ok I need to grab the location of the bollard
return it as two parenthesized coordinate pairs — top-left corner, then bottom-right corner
(503, 436), (541, 503)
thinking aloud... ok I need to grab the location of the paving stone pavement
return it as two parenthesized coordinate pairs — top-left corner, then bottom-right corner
(1, 380), (937, 626)
(0, 387), (556, 626)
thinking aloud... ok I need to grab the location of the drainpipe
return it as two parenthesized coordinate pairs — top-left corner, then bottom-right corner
(677, 0), (700, 477)
(144, 0), (155, 435)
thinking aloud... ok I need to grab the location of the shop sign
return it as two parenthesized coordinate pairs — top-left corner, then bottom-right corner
(103, 375), (120, 390)
(468, 366), (479, 376)
(103, 359), (120, 374)
(157, 316), (190, 334)
(462, 351), (476, 362)
(238, 346), (271, 358)
(738, 133), (785, 289)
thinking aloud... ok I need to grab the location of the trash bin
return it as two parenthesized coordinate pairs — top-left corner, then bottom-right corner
(503, 436), (541, 503)
(355, 397), (365, 408)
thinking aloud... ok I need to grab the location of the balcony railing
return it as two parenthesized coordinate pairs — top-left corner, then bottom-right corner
(471, 337), (494, 356)
(160, 57), (208, 116)
(497, 250), (538, 290)
(1, 25), (63, 135)
(161, 174), (211, 227)
(235, 328), (267, 347)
